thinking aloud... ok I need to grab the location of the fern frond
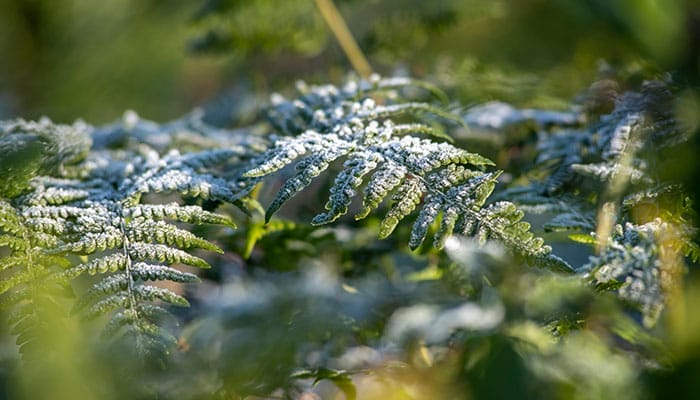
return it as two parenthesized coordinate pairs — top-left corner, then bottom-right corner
(247, 77), (566, 270)
(502, 80), (677, 201)
(101, 303), (172, 340)
(129, 263), (200, 283)
(1, 118), (91, 197)
(0, 200), (25, 232)
(127, 243), (210, 269)
(128, 168), (238, 205)
(355, 163), (408, 220)
(128, 220), (223, 253)
(1, 119), (251, 356)
(263, 143), (352, 222)
(21, 204), (88, 219)
(622, 184), (683, 209)
(61, 253), (128, 278)
(391, 123), (454, 142)
(472, 202), (561, 265)
(244, 130), (349, 178)
(584, 221), (673, 327)
(180, 148), (245, 170)
(75, 272), (194, 316)
(500, 79), (691, 249)
(20, 185), (91, 206)
(0, 234), (29, 251)
(23, 217), (68, 235)
(0, 196), (71, 358)
(83, 286), (189, 320)
(50, 148), (242, 353)
(54, 228), (125, 254)
(311, 152), (381, 225)
(571, 162), (652, 185)
(127, 203), (236, 227)
(377, 175), (423, 238)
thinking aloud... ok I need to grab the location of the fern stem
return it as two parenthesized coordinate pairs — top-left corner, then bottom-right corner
(314, 0), (373, 78)
(21, 223), (39, 327)
(117, 203), (141, 343)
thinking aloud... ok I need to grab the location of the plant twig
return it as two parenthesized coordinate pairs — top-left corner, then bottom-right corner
(314, 0), (373, 78)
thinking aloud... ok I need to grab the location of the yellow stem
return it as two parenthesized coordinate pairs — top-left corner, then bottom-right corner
(314, 0), (373, 78)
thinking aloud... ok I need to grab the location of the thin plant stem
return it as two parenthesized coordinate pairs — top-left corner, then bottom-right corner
(314, 0), (373, 78)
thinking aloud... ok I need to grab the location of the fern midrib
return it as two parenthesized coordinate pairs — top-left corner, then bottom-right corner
(412, 169), (493, 239)
(21, 222), (39, 325)
(117, 202), (141, 344)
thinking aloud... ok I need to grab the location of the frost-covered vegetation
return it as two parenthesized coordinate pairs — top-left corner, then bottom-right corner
(1, 1), (699, 399)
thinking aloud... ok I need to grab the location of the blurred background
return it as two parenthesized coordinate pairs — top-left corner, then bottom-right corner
(1, 0), (698, 124)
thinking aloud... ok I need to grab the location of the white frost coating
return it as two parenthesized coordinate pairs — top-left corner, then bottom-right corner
(571, 162), (652, 185)
(409, 194), (442, 249)
(585, 221), (669, 327)
(312, 153), (379, 225)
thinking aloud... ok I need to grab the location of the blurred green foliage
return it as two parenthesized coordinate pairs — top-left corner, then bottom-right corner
(3, 0), (699, 123)
(0, 0), (220, 123)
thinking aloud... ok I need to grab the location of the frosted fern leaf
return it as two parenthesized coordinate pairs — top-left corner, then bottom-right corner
(0, 198), (72, 357)
(34, 146), (241, 352)
(1, 115), (255, 356)
(584, 221), (681, 327)
(502, 79), (691, 247)
(246, 77), (568, 270)
(0, 117), (96, 357)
